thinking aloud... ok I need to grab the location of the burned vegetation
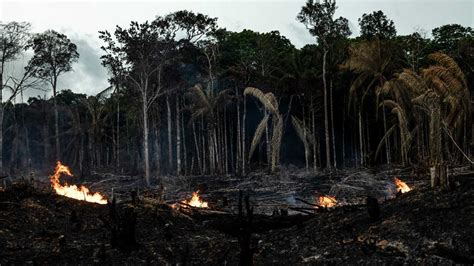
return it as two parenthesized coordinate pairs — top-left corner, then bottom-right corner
(1, 0), (473, 265)
(0, 167), (473, 264)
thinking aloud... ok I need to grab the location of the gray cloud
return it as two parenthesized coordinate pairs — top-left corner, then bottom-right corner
(57, 33), (109, 96)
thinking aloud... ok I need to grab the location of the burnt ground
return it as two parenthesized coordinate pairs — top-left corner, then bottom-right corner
(0, 168), (473, 265)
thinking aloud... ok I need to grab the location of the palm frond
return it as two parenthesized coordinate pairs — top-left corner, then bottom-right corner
(244, 87), (277, 113)
(248, 114), (270, 161)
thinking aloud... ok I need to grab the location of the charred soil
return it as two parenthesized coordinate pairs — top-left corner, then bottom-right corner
(0, 171), (473, 265)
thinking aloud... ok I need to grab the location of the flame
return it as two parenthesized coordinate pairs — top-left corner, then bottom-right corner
(181, 191), (208, 208)
(394, 177), (411, 193)
(318, 195), (337, 208)
(50, 161), (107, 204)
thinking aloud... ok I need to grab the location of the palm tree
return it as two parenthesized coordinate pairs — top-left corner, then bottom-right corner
(341, 38), (396, 167)
(291, 115), (317, 169)
(244, 87), (283, 172)
(185, 84), (234, 175)
(380, 52), (471, 187)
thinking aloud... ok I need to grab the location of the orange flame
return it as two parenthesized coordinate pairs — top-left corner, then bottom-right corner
(181, 191), (208, 208)
(318, 195), (337, 208)
(394, 177), (411, 193)
(50, 161), (107, 204)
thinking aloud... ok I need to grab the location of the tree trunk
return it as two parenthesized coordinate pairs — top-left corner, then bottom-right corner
(430, 102), (444, 187)
(224, 108), (229, 174)
(236, 93), (241, 174)
(242, 95), (247, 176)
(311, 96), (317, 171)
(302, 103), (308, 169)
(166, 94), (173, 172)
(176, 96), (181, 176)
(116, 89), (120, 168)
(53, 76), (60, 160)
(358, 110), (364, 167)
(0, 70), (3, 170)
(182, 108), (187, 175)
(192, 123), (202, 174)
(342, 96), (346, 168)
(154, 127), (161, 175)
(330, 79), (337, 169)
(322, 49), (331, 170)
(143, 93), (150, 186)
(382, 96), (391, 166)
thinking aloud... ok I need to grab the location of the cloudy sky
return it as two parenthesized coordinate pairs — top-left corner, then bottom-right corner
(1, 0), (472, 98)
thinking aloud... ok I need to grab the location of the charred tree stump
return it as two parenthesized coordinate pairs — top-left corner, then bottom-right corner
(238, 191), (255, 266)
(108, 198), (138, 252)
(430, 164), (449, 189)
(366, 196), (380, 221)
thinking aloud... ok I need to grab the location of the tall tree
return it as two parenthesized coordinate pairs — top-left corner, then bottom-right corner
(100, 20), (172, 185)
(297, 0), (351, 170)
(26, 30), (79, 161)
(0, 21), (31, 170)
(358, 10), (397, 40)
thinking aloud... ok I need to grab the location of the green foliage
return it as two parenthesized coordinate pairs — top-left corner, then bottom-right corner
(358, 10), (397, 40)
(26, 30), (79, 83)
(297, 0), (351, 47)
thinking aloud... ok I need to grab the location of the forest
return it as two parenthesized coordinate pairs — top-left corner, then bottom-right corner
(0, 0), (473, 264)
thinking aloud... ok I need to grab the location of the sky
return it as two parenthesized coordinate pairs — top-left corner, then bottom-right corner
(0, 0), (473, 98)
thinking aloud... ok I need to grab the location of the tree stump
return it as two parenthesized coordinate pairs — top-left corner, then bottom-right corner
(430, 164), (449, 189)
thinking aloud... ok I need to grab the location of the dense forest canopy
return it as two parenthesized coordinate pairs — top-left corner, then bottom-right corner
(0, 2), (472, 187)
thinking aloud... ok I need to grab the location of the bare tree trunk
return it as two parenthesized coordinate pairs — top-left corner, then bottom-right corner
(265, 109), (271, 167)
(242, 95), (247, 176)
(330, 79), (336, 169)
(201, 117), (206, 174)
(236, 93), (241, 174)
(166, 94), (173, 172)
(116, 90), (120, 168)
(176, 96), (181, 176)
(382, 95), (391, 166)
(302, 103), (309, 169)
(311, 97), (317, 171)
(53, 76), (60, 160)
(430, 103), (443, 187)
(154, 127), (161, 175)
(143, 93), (150, 186)
(192, 123), (202, 174)
(358, 109), (364, 167)
(322, 49), (331, 170)
(342, 97), (346, 168)
(182, 107), (187, 175)
(224, 108), (229, 174)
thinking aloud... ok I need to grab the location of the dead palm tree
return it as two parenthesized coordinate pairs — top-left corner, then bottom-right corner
(381, 52), (471, 188)
(244, 87), (283, 172)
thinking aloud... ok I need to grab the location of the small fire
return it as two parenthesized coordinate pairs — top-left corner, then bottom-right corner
(50, 161), (107, 204)
(318, 195), (337, 208)
(394, 177), (411, 193)
(180, 191), (208, 208)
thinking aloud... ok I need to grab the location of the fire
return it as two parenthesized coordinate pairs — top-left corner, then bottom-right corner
(180, 191), (208, 208)
(50, 161), (107, 204)
(318, 195), (337, 208)
(394, 177), (411, 193)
